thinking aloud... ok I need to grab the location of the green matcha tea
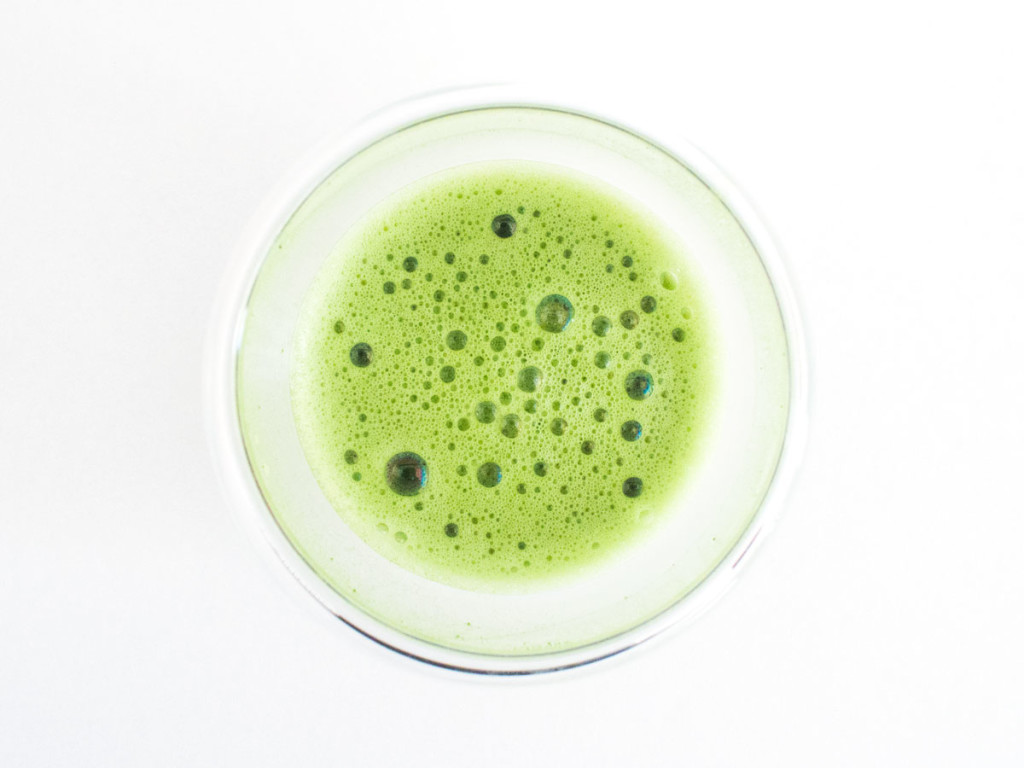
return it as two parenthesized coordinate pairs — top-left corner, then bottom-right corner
(291, 161), (713, 588)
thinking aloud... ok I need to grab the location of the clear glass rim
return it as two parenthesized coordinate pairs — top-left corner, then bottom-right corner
(204, 84), (809, 676)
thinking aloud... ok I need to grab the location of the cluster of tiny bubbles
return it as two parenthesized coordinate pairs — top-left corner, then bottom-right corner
(386, 452), (427, 496)
(295, 170), (715, 580)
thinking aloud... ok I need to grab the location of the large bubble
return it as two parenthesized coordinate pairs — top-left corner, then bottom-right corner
(536, 294), (574, 333)
(386, 452), (427, 496)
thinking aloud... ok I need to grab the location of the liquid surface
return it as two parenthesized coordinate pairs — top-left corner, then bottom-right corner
(291, 161), (713, 589)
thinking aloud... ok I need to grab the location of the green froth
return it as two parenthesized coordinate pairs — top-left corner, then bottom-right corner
(291, 161), (713, 588)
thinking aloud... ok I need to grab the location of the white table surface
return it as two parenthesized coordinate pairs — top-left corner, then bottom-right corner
(3, 2), (1022, 765)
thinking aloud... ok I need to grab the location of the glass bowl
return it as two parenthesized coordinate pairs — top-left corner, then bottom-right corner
(206, 86), (807, 674)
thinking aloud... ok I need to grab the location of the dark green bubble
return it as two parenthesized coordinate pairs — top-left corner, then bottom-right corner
(491, 214), (516, 238)
(536, 294), (574, 333)
(625, 370), (653, 400)
(534, 461), (547, 477)
(641, 296), (657, 313)
(446, 330), (467, 350)
(621, 420), (642, 441)
(595, 351), (611, 369)
(622, 476), (644, 498)
(499, 391), (512, 405)
(672, 327), (685, 342)
(490, 336), (506, 352)
(517, 366), (543, 392)
(383, 281), (395, 294)
(333, 320), (344, 334)
(524, 399), (538, 413)
(594, 408), (607, 422)
(344, 449), (358, 464)
(385, 452), (427, 496)
(444, 252), (455, 264)
(444, 522), (459, 537)
(620, 310), (639, 330)
(402, 256), (418, 272)
(434, 290), (445, 302)
(621, 255), (633, 267)
(501, 414), (520, 438)
(475, 401), (497, 423)
(592, 316), (611, 337)
(350, 342), (373, 367)
(457, 417), (470, 431)
(581, 440), (595, 455)
(477, 462), (502, 487)
(440, 365), (455, 383)
(550, 418), (566, 436)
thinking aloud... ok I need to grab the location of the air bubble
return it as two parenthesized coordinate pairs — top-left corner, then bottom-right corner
(440, 366), (455, 383)
(551, 418), (566, 436)
(344, 449), (358, 464)
(385, 452), (427, 496)
(581, 440), (595, 455)
(661, 271), (678, 290)
(621, 421), (642, 441)
(501, 414), (520, 438)
(625, 370), (653, 400)
(350, 343), (373, 367)
(517, 366), (543, 392)
(622, 477), (644, 498)
(620, 310), (639, 330)
(402, 256), (418, 273)
(641, 296), (657, 313)
(672, 328), (685, 342)
(333, 320), (344, 333)
(491, 214), (516, 238)
(475, 401), (497, 423)
(383, 282), (395, 294)
(593, 408), (607, 423)
(536, 294), (574, 333)
(534, 461), (547, 477)
(446, 330), (467, 350)
(490, 336), (506, 352)
(595, 351), (611, 369)
(444, 522), (459, 537)
(592, 316), (611, 337)
(477, 462), (502, 487)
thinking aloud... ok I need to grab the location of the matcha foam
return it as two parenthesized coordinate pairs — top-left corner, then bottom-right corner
(291, 161), (714, 589)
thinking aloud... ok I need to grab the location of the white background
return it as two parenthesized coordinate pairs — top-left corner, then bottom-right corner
(2, 2), (1022, 765)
